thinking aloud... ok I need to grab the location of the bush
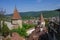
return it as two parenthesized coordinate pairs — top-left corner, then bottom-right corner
(23, 23), (35, 30)
(12, 23), (36, 37)
(2, 23), (10, 37)
(12, 27), (27, 37)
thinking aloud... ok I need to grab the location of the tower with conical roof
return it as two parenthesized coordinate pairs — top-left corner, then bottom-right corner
(38, 13), (45, 27)
(11, 6), (22, 29)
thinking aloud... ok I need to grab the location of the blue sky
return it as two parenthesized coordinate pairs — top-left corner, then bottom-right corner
(0, 0), (60, 14)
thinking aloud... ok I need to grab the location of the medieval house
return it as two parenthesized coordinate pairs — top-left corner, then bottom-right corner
(5, 7), (22, 30)
(27, 14), (48, 40)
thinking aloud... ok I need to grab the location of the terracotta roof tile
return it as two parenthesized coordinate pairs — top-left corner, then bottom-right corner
(40, 13), (45, 22)
(12, 7), (21, 19)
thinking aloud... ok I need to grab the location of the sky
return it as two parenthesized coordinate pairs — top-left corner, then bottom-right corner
(0, 0), (60, 14)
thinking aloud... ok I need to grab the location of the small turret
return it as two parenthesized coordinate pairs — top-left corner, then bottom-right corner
(38, 13), (45, 27)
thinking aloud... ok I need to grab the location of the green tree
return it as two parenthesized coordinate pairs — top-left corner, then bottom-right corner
(12, 23), (35, 37)
(2, 24), (10, 37)
(12, 27), (27, 37)
(23, 23), (35, 30)
(0, 9), (6, 35)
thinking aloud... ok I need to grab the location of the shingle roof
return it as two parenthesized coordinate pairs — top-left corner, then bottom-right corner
(12, 7), (21, 19)
(39, 13), (45, 22)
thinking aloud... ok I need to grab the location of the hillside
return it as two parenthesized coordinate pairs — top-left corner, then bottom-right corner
(5, 10), (59, 20)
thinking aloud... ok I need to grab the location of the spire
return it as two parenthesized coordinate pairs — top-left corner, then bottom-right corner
(12, 6), (21, 19)
(40, 13), (45, 22)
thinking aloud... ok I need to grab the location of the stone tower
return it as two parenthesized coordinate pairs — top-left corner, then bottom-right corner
(37, 13), (45, 32)
(39, 13), (45, 27)
(11, 7), (22, 29)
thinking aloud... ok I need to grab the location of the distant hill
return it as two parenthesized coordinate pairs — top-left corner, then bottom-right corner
(55, 9), (60, 11)
(5, 10), (59, 20)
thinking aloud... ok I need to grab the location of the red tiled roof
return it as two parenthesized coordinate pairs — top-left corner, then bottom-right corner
(12, 7), (21, 19)
(40, 13), (45, 22)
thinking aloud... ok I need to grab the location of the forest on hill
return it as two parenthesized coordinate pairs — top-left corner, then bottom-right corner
(5, 10), (59, 20)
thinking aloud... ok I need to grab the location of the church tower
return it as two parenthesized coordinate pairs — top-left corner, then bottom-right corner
(11, 7), (22, 29)
(39, 13), (45, 27)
